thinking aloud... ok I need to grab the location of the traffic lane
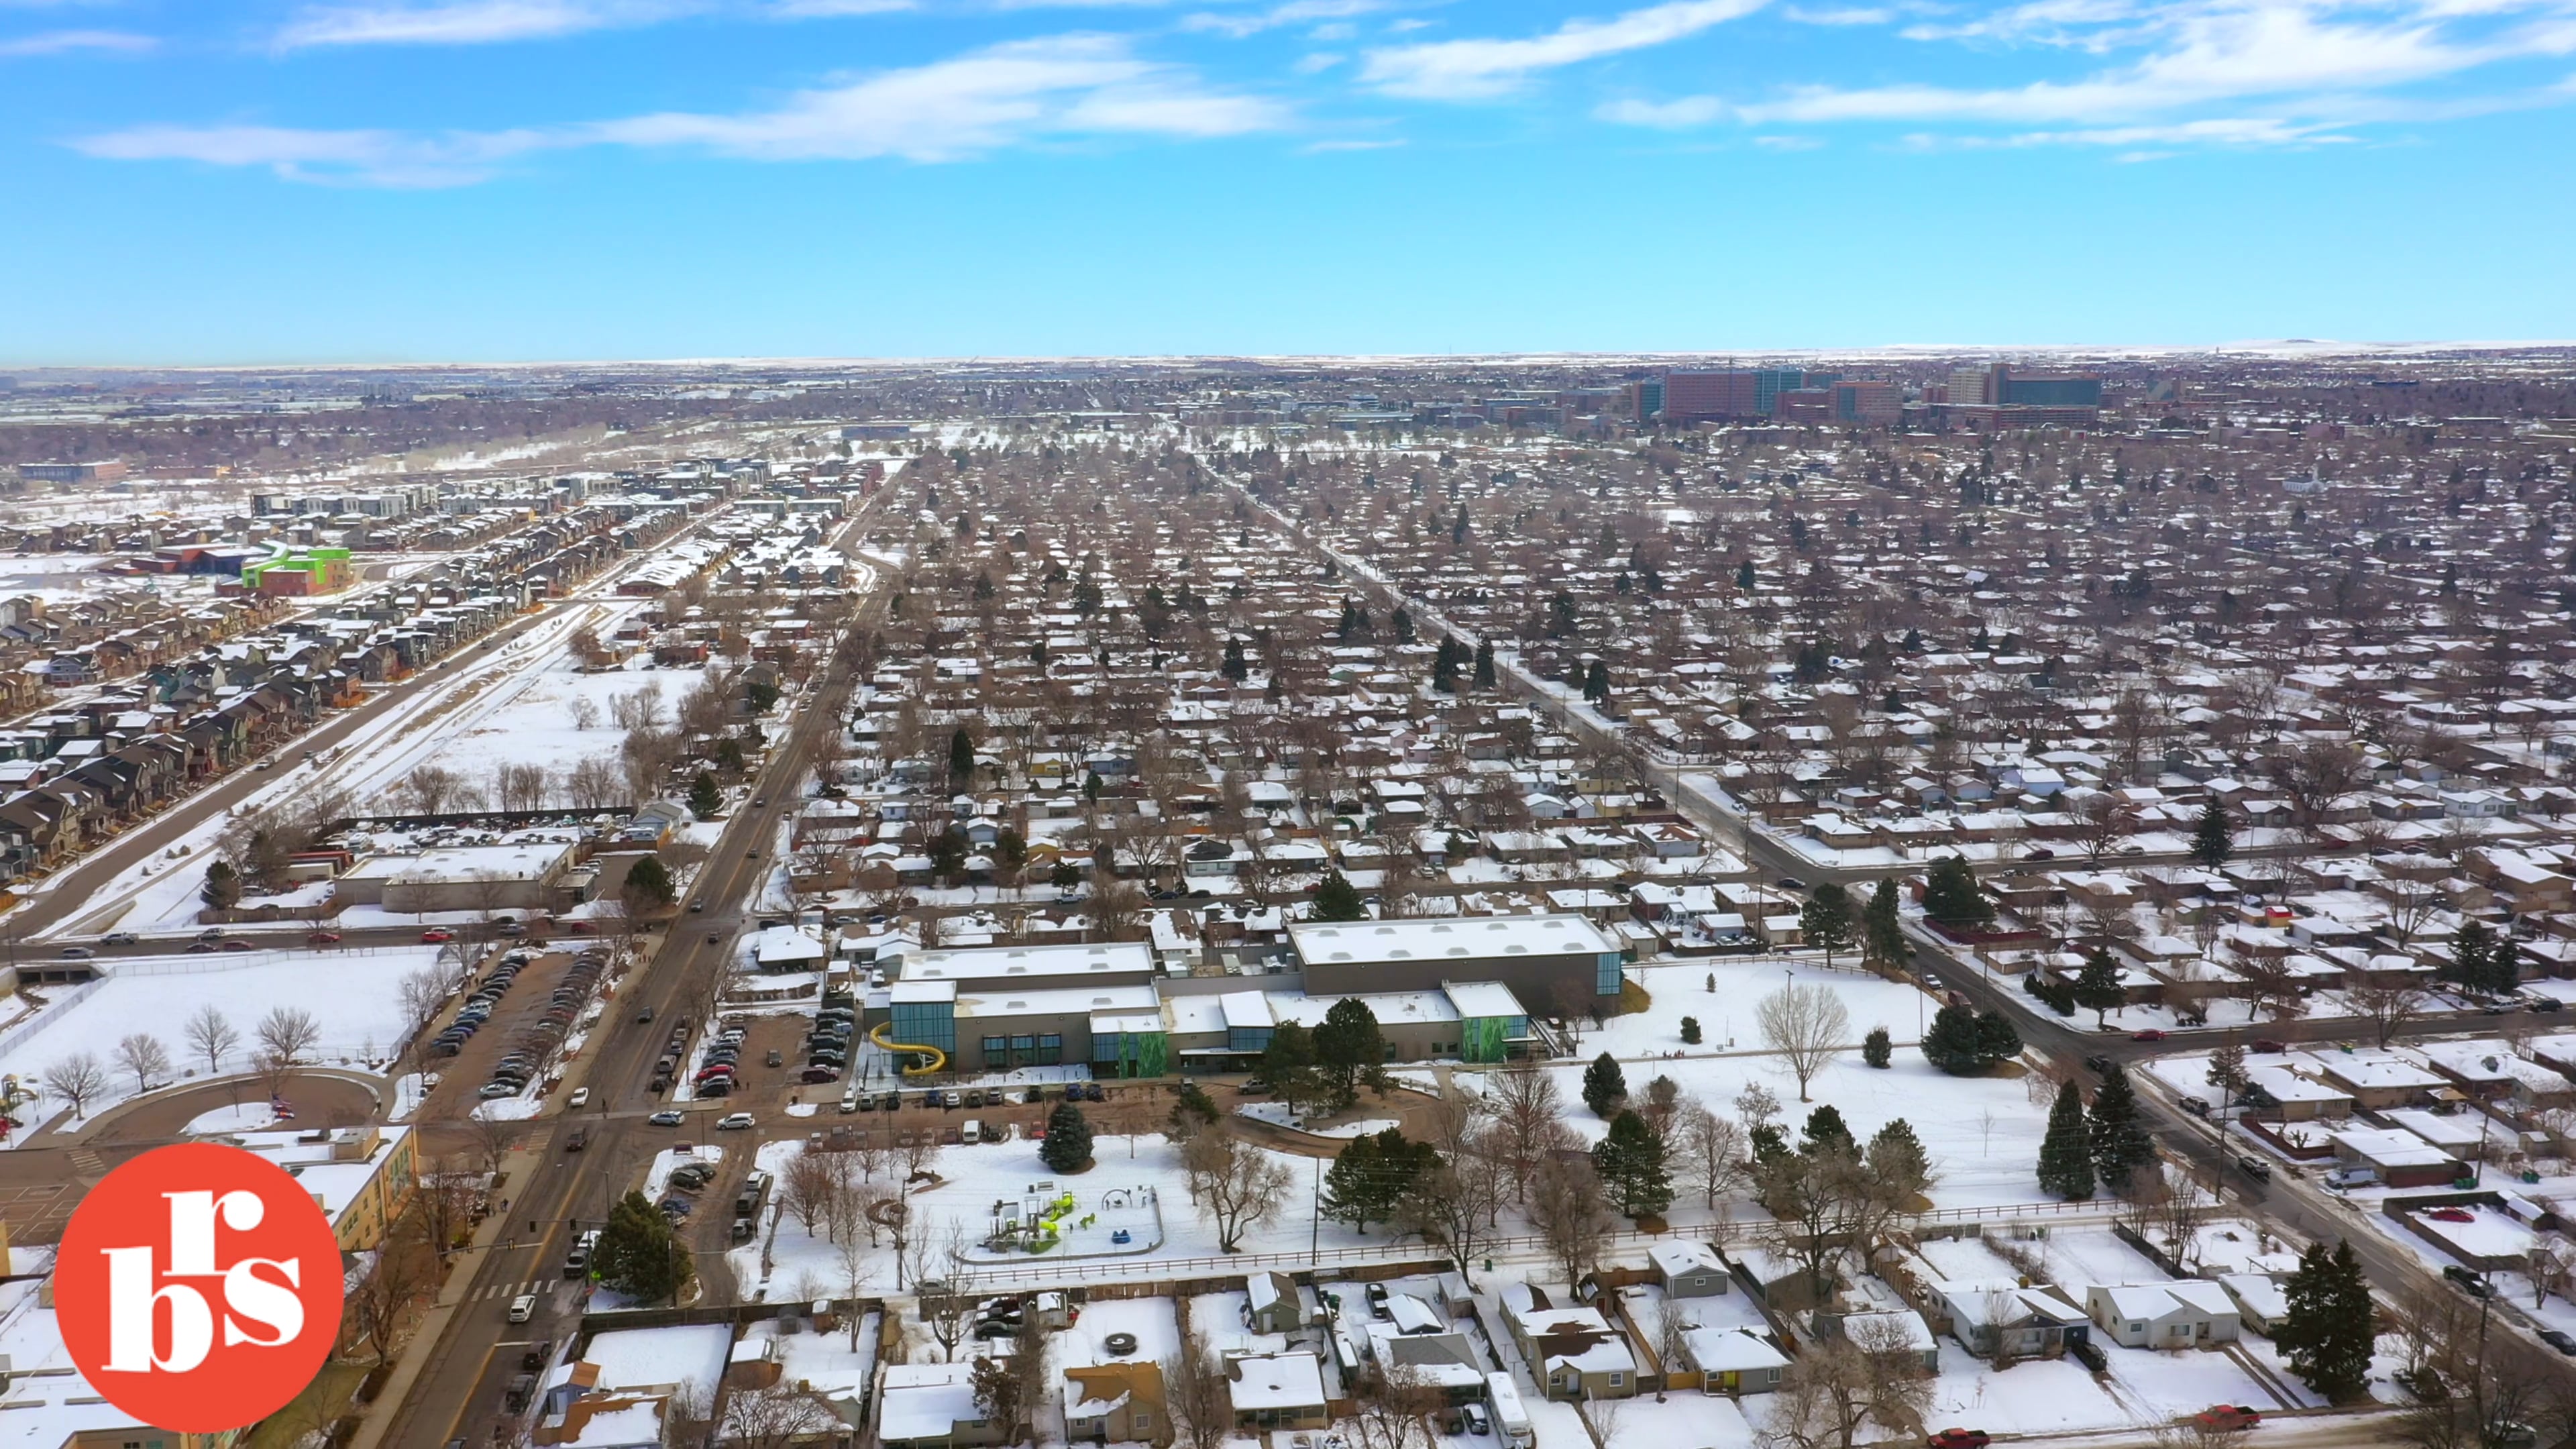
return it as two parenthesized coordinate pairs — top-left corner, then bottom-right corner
(412, 1122), (607, 1449)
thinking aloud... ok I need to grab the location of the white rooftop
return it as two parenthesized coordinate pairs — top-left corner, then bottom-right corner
(1289, 914), (1615, 965)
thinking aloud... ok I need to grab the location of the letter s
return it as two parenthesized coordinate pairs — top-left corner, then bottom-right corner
(221, 1258), (303, 1348)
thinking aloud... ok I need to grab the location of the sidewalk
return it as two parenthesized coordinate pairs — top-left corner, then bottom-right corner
(346, 1148), (531, 1449)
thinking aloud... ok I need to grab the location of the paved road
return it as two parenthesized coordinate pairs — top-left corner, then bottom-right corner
(381, 511), (888, 1449)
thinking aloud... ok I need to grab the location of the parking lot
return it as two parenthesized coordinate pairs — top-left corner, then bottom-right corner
(417, 947), (610, 1120)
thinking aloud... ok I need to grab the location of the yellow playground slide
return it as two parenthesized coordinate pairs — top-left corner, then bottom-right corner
(868, 1020), (948, 1076)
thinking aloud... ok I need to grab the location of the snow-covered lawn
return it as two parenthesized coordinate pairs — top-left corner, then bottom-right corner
(185, 1101), (284, 1134)
(1524, 960), (2055, 1214)
(0, 947), (430, 1125)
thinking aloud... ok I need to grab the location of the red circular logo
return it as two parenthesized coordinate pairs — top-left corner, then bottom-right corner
(56, 1142), (347, 1432)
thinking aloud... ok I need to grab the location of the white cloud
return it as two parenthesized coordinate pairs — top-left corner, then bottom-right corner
(275, 0), (698, 48)
(79, 32), (1285, 182)
(1594, 93), (1727, 124)
(1358, 0), (1768, 98)
(0, 28), (155, 54)
(1582, 0), (2576, 148)
(72, 123), (553, 186)
(1181, 0), (1384, 39)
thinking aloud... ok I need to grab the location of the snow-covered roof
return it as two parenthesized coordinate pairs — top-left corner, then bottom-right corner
(1289, 914), (1615, 965)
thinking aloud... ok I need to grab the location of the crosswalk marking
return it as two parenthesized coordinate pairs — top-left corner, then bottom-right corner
(476, 1277), (559, 1301)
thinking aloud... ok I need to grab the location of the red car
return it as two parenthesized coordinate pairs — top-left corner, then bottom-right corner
(307, 931), (342, 945)
(220, 939), (254, 952)
(2132, 1028), (2169, 1042)
(568, 920), (594, 935)
(1928, 1432), (1992, 1449)
(2251, 1038), (2288, 1053)
(2194, 1405), (2262, 1431)
(421, 928), (455, 943)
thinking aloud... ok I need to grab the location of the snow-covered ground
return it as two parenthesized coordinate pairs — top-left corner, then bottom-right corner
(0, 946), (430, 1127)
(1521, 959), (2051, 1214)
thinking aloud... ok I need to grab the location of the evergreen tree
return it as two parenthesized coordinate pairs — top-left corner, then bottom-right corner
(1260, 1022), (1324, 1115)
(948, 727), (977, 788)
(1862, 879), (1906, 970)
(1392, 606), (1415, 644)
(2037, 1080), (2095, 1199)
(1221, 636), (1249, 682)
(2087, 1061), (2156, 1191)
(1167, 1081), (1220, 1137)
(1581, 1051), (1628, 1117)
(1472, 639), (1496, 690)
(1921, 857), (1994, 930)
(687, 771), (722, 818)
(2451, 917), (2508, 994)
(1323, 1128), (1428, 1232)
(1862, 1026), (1892, 1069)
(1867, 1119), (1931, 1200)
(1680, 1016), (1703, 1046)
(1582, 659), (1610, 705)
(2074, 949), (2127, 1028)
(1431, 638), (1462, 694)
(621, 854), (675, 910)
(201, 859), (242, 912)
(1921, 1004), (1986, 1075)
(595, 1190), (693, 1303)
(2277, 1240), (2374, 1401)
(1800, 1105), (1853, 1152)
(1592, 1110), (1674, 1218)
(1974, 1010), (2021, 1067)
(2206, 1037), (2249, 1107)
(1039, 1104), (1095, 1173)
(2190, 798), (2235, 870)
(1799, 883), (1858, 967)
(1736, 559), (1756, 590)
(1311, 872), (1367, 922)
(1313, 998), (1387, 1110)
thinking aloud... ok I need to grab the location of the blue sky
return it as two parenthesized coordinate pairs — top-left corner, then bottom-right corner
(3, 0), (2573, 363)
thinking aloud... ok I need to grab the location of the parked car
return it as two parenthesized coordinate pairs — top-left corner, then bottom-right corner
(2540, 1328), (2576, 1356)
(2445, 1266), (2495, 1298)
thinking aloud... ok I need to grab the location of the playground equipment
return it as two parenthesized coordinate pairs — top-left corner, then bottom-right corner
(868, 1020), (948, 1076)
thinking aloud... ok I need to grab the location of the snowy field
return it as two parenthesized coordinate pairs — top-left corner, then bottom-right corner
(0, 947), (427, 1125)
(1532, 960), (2053, 1214)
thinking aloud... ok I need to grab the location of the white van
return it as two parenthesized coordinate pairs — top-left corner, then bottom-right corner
(506, 1293), (537, 1324)
(961, 1119), (983, 1145)
(839, 1087), (861, 1114)
(1485, 1373), (1532, 1449)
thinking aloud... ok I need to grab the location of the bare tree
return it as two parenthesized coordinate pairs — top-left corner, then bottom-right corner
(113, 1034), (171, 1095)
(1168, 1316), (1234, 1449)
(2347, 978), (2430, 1048)
(1349, 1362), (1442, 1449)
(184, 1004), (239, 1077)
(398, 763), (477, 816)
(570, 695), (602, 731)
(43, 1052), (109, 1118)
(397, 969), (449, 1047)
(718, 1381), (840, 1449)
(1757, 980), (1851, 1102)
(1527, 1153), (1615, 1289)
(1674, 1104), (1750, 1211)
(1760, 1316), (1935, 1449)
(1485, 1060), (1574, 1205)
(258, 1006), (322, 1066)
(492, 761), (552, 814)
(1181, 1129), (1292, 1252)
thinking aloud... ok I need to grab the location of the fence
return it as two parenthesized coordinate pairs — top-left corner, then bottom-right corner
(0, 977), (103, 1061)
(951, 1226), (1682, 1290)
(105, 946), (419, 978)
